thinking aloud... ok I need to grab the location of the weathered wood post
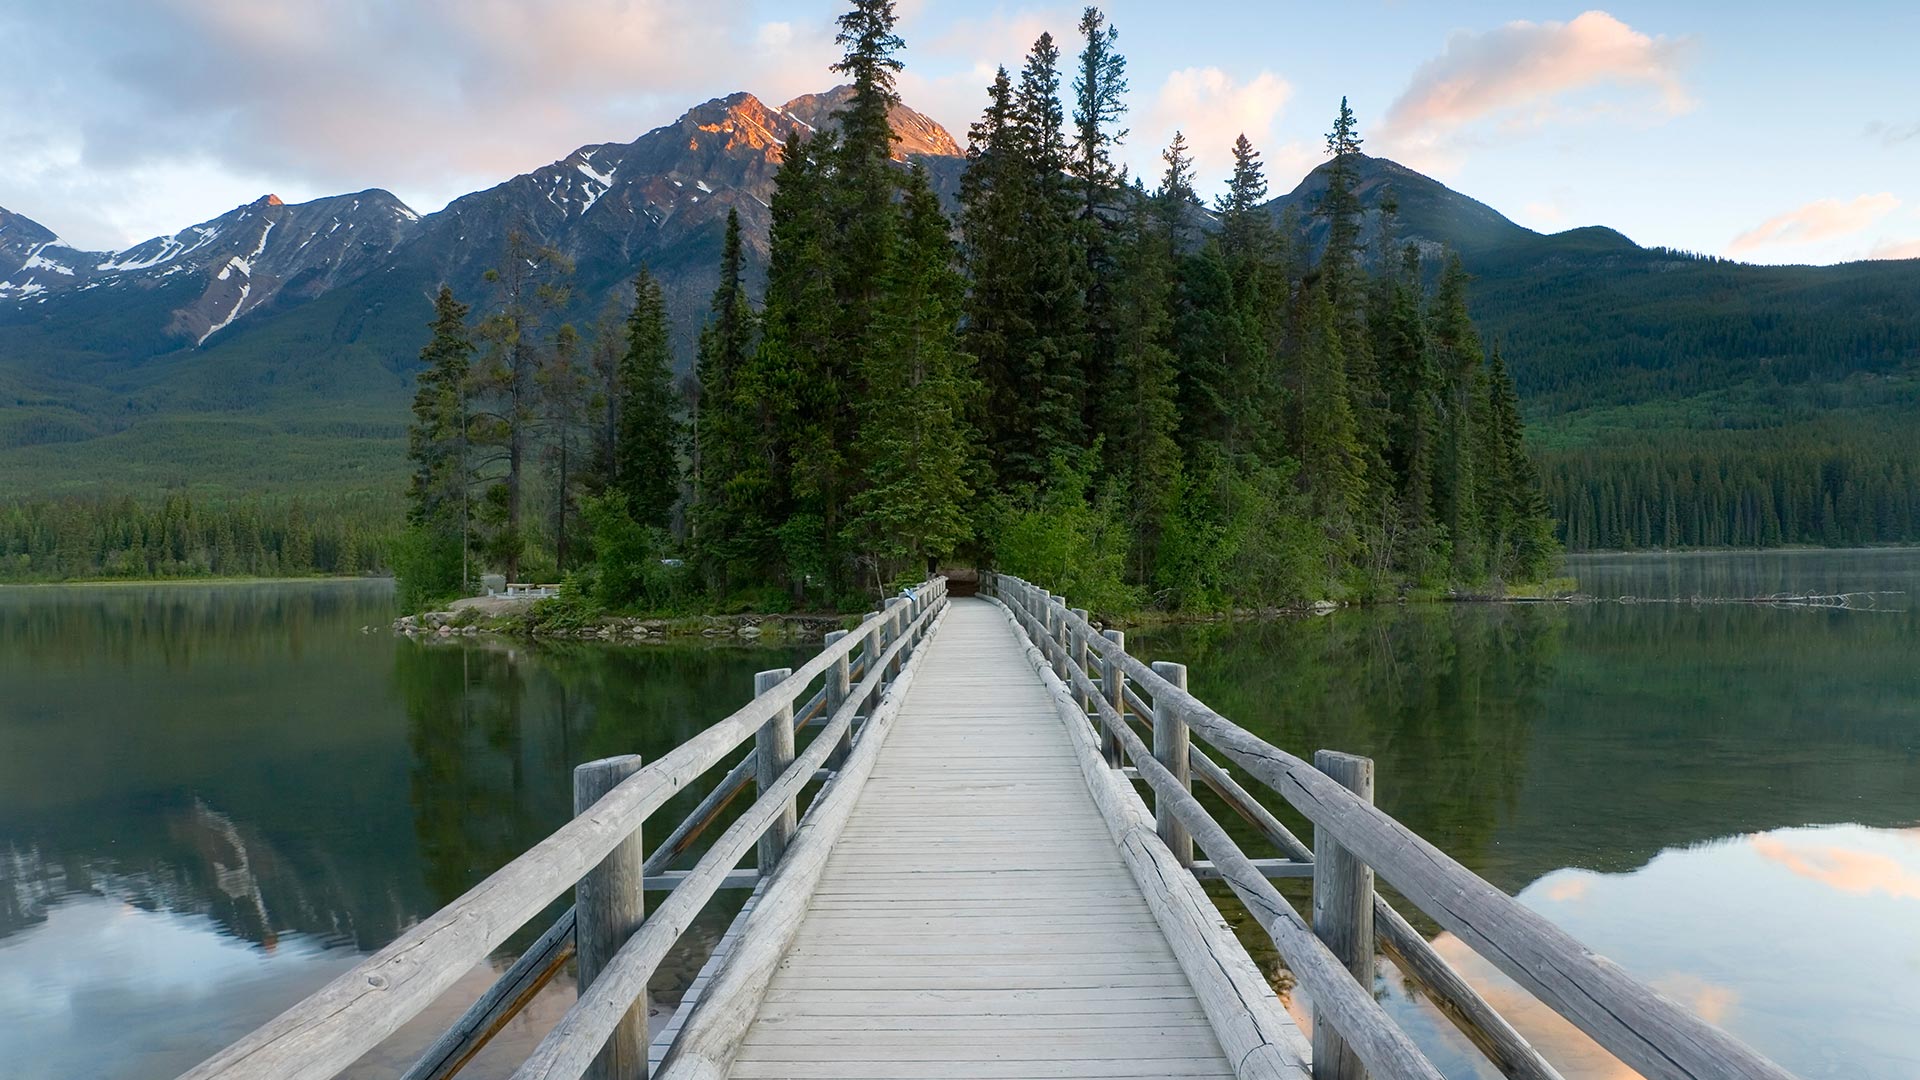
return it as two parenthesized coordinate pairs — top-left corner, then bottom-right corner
(754, 669), (797, 873)
(1049, 594), (1069, 680)
(572, 755), (647, 1080)
(885, 597), (908, 681)
(1099, 629), (1126, 767)
(1150, 661), (1193, 866)
(1069, 608), (1091, 710)
(1312, 749), (1377, 1080)
(823, 630), (852, 768)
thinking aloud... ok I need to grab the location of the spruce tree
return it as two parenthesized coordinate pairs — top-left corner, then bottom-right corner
(848, 164), (980, 584)
(691, 208), (748, 545)
(1070, 7), (1129, 462)
(959, 69), (1032, 486)
(1011, 31), (1090, 481)
(753, 129), (839, 600)
(542, 322), (590, 570)
(1106, 193), (1182, 581)
(407, 286), (474, 534)
(615, 267), (683, 531)
(1430, 256), (1485, 577)
(471, 231), (571, 579)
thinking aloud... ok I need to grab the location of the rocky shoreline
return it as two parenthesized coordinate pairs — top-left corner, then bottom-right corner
(392, 607), (851, 644)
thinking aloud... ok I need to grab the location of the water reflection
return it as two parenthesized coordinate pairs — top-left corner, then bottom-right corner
(1378, 824), (1920, 1080)
(0, 581), (803, 1079)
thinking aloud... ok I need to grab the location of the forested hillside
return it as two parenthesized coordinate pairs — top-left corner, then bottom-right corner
(393, 2), (1556, 614)
(4, 4), (1917, 579)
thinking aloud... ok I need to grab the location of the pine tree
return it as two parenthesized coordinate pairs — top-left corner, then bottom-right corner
(471, 231), (571, 579)
(615, 267), (683, 531)
(848, 164), (980, 585)
(406, 286), (474, 558)
(1070, 6), (1129, 463)
(541, 323), (589, 571)
(693, 209), (756, 553)
(960, 69), (1030, 482)
(1106, 193), (1182, 581)
(1156, 131), (1200, 243)
(1430, 256), (1485, 576)
(1295, 278), (1366, 531)
(751, 130), (839, 600)
(1010, 31), (1089, 481)
(1376, 248), (1438, 534)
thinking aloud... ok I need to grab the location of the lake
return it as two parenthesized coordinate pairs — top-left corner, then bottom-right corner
(2, 551), (1916, 1078)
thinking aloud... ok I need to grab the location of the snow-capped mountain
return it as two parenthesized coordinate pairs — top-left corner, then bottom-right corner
(0, 190), (421, 345)
(0, 86), (960, 362)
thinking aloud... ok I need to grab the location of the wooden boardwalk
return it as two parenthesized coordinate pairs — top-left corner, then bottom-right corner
(727, 598), (1253, 1078)
(183, 573), (1799, 1080)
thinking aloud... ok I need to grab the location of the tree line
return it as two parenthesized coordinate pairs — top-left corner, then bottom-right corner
(1543, 434), (1920, 551)
(0, 492), (391, 581)
(397, 0), (1558, 613)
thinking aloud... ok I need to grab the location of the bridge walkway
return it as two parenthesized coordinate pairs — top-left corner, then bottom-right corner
(725, 597), (1255, 1079)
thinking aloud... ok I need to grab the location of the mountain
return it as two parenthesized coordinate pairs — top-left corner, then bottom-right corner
(3, 96), (1917, 516)
(0, 87), (964, 493)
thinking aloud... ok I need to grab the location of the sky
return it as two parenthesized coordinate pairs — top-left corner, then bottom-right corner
(2, 1), (1917, 265)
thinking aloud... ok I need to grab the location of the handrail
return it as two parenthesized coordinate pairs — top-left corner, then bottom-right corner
(994, 586), (1444, 1080)
(181, 577), (948, 1080)
(514, 593), (948, 1078)
(988, 573), (1797, 1080)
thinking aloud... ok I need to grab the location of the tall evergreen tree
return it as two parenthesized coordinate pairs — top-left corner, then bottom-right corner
(471, 231), (571, 579)
(615, 267), (683, 530)
(1106, 193), (1182, 580)
(752, 130), (840, 600)
(541, 323), (589, 571)
(1430, 255), (1485, 575)
(1010, 31), (1090, 480)
(1069, 7), (1129, 460)
(407, 286), (474, 534)
(693, 209), (755, 541)
(848, 165), (980, 585)
(959, 69), (1032, 484)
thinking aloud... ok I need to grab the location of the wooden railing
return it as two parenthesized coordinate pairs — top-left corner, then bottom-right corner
(984, 573), (1797, 1080)
(179, 577), (950, 1080)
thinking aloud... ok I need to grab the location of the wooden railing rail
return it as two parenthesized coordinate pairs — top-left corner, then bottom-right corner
(181, 577), (948, 1080)
(986, 573), (1797, 1080)
(513, 590), (949, 1079)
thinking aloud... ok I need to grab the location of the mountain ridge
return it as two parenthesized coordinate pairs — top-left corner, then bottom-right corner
(2, 90), (1917, 500)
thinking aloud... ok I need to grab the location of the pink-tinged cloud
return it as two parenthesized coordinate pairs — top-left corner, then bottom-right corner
(1749, 832), (1920, 898)
(1727, 193), (1901, 254)
(1146, 67), (1294, 188)
(1381, 11), (1692, 152)
(1868, 237), (1920, 260)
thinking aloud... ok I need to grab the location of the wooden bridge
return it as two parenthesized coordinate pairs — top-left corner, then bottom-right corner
(181, 575), (1797, 1080)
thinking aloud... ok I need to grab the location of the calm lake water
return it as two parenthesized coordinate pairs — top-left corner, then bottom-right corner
(3, 550), (1916, 1079)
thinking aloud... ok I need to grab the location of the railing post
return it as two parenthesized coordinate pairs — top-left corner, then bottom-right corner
(1100, 629), (1126, 767)
(754, 669), (797, 872)
(1069, 608), (1090, 710)
(572, 755), (648, 1080)
(1151, 661), (1193, 866)
(885, 597), (908, 681)
(1312, 750), (1377, 1080)
(1048, 594), (1068, 679)
(823, 630), (852, 768)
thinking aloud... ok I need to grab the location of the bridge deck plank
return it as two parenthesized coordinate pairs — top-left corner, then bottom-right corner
(725, 599), (1244, 1079)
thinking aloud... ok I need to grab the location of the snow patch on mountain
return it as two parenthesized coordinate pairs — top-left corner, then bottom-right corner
(198, 282), (251, 346)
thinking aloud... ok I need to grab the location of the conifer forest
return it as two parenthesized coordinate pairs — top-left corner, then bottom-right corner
(390, 0), (1555, 613)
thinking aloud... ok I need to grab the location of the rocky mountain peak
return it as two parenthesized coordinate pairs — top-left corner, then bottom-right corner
(778, 85), (962, 159)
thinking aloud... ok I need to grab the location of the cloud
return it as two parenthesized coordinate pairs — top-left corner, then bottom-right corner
(1379, 11), (1692, 161)
(1727, 193), (1901, 254)
(1865, 120), (1920, 146)
(1143, 67), (1295, 192)
(1867, 237), (1920, 260)
(1749, 832), (1920, 898)
(0, 0), (842, 248)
